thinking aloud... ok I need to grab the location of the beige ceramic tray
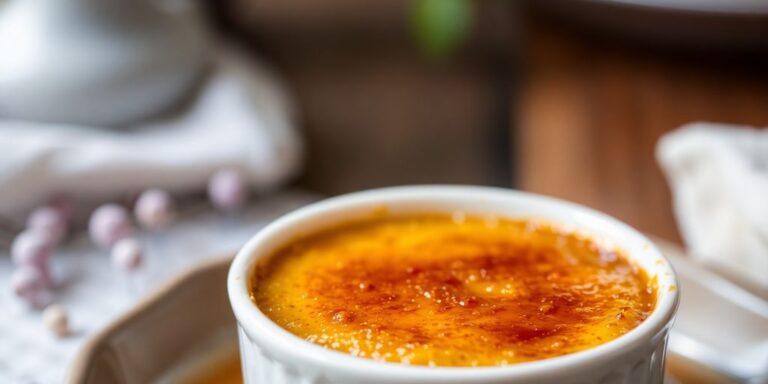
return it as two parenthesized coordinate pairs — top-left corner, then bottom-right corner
(68, 256), (237, 384)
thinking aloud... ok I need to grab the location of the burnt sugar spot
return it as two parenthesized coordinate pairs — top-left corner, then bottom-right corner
(251, 215), (655, 367)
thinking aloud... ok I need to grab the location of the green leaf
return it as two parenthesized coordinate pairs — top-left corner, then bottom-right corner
(410, 0), (473, 59)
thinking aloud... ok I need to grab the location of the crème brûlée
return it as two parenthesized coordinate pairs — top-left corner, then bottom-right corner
(250, 215), (656, 367)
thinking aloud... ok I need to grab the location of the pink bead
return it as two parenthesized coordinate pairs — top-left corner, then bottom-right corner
(23, 290), (52, 308)
(89, 204), (134, 248)
(36, 263), (53, 289)
(11, 232), (54, 288)
(11, 265), (46, 298)
(11, 230), (51, 267)
(47, 194), (76, 224)
(134, 189), (175, 230)
(27, 206), (68, 245)
(111, 238), (143, 271)
(208, 168), (249, 211)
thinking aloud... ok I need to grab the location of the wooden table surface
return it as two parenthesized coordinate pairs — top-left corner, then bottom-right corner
(516, 6), (768, 243)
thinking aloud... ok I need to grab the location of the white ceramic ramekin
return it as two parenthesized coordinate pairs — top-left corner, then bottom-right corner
(228, 186), (679, 384)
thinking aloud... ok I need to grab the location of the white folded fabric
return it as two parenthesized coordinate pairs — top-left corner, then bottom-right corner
(0, 45), (302, 217)
(657, 123), (768, 293)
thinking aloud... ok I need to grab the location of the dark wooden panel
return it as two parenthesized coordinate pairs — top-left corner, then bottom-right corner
(516, 8), (768, 242)
(205, 0), (517, 194)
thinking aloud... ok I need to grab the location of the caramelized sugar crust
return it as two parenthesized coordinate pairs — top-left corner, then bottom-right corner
(251, 215), (656, 367)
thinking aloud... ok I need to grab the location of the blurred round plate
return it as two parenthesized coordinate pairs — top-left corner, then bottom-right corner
(533, 0), (768, 49)
(576, 0), (768, 15)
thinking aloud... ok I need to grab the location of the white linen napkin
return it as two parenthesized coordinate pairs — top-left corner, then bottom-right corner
(0, 45), (302, 217)
(657, 123), (768, 294)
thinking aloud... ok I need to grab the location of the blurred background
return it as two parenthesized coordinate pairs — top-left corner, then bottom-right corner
(204, 0), (768, 242)
(0, 0), (766, 383)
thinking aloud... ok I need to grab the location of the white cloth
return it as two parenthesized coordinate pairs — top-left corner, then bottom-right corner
(657, 123), (768, 293)
(0, 45), (302, 217)
(0, 191), (318, 384)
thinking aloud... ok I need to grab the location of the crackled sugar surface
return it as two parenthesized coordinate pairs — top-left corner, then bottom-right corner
(251, 215), (656, 367)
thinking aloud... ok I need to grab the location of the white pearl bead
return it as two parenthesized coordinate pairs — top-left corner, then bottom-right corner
(11, 230), (51, 267)
(43, 304), (70, 337)
(111, 238), (143, 271)
(208, 168), (249, 211)
(89, 204), (134, 248)
(134, 189), (175, 230)
(27, 206), (68, 245)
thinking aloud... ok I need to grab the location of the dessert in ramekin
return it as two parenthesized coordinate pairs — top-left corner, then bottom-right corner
(228, 186), (679, 384)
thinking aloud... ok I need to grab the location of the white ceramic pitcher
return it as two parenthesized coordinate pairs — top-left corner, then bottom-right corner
(0, 0), (210, 126)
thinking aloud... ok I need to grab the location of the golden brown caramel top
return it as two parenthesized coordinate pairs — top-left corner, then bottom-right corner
(251, 215), (656, 367)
